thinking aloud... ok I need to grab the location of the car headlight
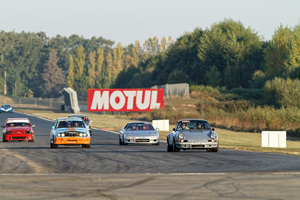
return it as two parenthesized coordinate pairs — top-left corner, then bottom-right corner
(61, 133), (65, 137)
(210, 132), (217, 139)
(178, 133), (184, 139)
(83, 133), (87, 137)
(79, 133), (83, 137)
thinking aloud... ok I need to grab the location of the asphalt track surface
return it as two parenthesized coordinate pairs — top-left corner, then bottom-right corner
(0, 111), (300, 199)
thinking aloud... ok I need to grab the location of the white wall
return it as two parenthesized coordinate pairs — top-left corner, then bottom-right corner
(152, 120), (169, 131)
(262, 131), (286, 148)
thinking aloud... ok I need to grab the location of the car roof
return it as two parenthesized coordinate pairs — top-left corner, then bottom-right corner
(178, 119), (208, 122)
(56, 117), (83, 121)
(6, 118), (30, 123)
(1, 104), (11, 106)
(68, 114), (88, 117)
(127, 122), (151, 125)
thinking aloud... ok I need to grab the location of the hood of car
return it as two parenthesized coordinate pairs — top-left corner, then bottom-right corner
(55, 127), (87, 133)
(125, 130), (157, 137)
(6, 127), (32, 132)
(178, 129), (211, 141)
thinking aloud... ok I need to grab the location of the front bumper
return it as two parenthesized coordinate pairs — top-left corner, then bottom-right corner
(55, 137), (90, 145)
(176, 142), (218, 149)
(0, 110), (12, 113)
(5, 134), (33, 141)
(124, 137), (159, 145)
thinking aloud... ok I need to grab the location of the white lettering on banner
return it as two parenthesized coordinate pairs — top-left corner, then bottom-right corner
(150, 90), (160, 109)
(91, 91), (109, 110)
(89, 89), (163, 111)
(110, 91), (125, 110)
(124, 91), (136, 109)
(136, 90), (151, 109)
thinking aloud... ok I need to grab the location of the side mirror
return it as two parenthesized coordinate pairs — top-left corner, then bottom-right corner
(156, 128), (159, 131)
(120, 127), (124, 132)
(173, 128), (175, 131)
(52, 126), (55, 130)
(1, 125), (5, 128)
(90, 120), (93, 123)
(212, 128), (215, 131)
(32, 125), (36, 128)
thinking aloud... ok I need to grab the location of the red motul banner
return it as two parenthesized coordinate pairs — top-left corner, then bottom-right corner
(88, 89), (164, 112)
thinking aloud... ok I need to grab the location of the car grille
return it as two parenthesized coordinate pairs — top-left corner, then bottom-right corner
(135, 139), (150, 142)
(63, 132), (83, 136)
(192, 145), (205, 148)
(12, 137), (26, 139)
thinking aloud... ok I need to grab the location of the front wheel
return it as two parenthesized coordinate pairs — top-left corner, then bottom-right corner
(2, 134), (7, 142)
(82, 144), (91, 148)
(50, 138), (58, 148)
(29, 135), (35, 142)
(173, 139), (180, 152)
(167, 139), (173, 152)
(119, 137), (123, 145)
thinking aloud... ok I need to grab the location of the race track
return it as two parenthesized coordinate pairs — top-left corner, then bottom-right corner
(1, 111), (300, 199)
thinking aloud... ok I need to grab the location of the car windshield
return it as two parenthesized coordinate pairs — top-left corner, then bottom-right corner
(57, 121), (85, 128)
(176, 120), (210, 130)
(7, 122), (30, 127)
(125, 123), (155, 131)
(2, 105), (11, 108)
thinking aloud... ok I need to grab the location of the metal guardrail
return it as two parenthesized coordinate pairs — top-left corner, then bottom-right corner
(2, 95), (64, 110)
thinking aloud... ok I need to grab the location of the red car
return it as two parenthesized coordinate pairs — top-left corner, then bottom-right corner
(2, 118), (35, 142)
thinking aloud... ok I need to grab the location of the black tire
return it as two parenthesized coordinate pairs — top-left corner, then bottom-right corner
(3, 134), (7, 142)
(83, 144), (91, 148)
(167, 140), (173, 152)
(119, 137), (123, 145)
(50, 139), (58, 148)
(173, 139), (180, 152)
(212, 147), (219, 152)
(29, 135), (35, 142)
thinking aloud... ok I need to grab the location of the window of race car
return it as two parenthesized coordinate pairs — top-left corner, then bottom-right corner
(2, 105), (11, 108)
(176, 121), (211, 130)
(125, 124), (155, 131)
(57, 121), (85, 128)
(6, 122), (31, 127)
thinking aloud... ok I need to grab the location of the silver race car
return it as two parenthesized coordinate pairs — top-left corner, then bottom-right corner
(119, 122), (160, 145)
(167, 119), (219, 152)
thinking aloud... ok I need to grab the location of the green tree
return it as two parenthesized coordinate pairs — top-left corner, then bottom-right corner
(67, 56), (75, 88)
(75, 45), (85, 77)
(88, 51), (96, 88)
(95, 48), (104, 88)
(198, 19), (263, 88)
(265, 25), (300, 78)
(40, 50), (65, 97)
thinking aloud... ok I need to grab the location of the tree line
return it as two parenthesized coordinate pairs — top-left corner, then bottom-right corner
(1, 19), (300, 108)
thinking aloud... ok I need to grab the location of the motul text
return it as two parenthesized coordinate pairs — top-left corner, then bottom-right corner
(88, 89), (164, 112)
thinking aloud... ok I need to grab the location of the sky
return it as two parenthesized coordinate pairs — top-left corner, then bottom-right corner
(1, 0), (300, 46)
